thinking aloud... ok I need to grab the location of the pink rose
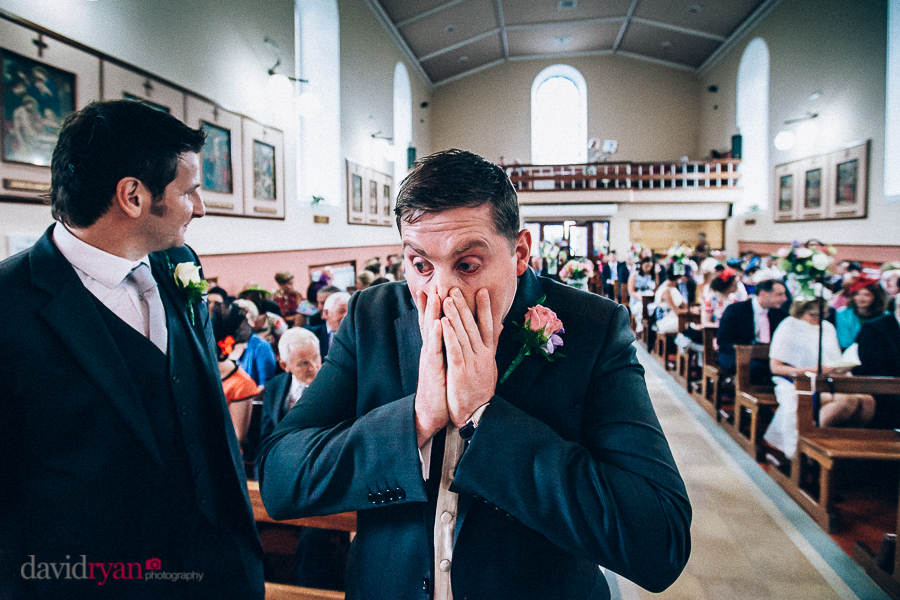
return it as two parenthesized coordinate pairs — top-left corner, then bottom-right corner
(525, 305), (563, 336)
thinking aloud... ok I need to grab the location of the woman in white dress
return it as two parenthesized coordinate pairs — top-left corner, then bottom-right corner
(763, 299), (875, 459)
(654, 266), (687, 335)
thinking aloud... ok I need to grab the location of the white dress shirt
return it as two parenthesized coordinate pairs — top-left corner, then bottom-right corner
(751, 296), (770, 343)
(284, 376), (309, 413)
(53, 222), (168, 350)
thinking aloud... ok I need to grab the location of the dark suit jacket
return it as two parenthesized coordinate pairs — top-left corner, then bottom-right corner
(258, 270), (691, 600)
(0, 226), (263, 599)
(854, 314), (900, 428)
(716, 298), (788, 371)
(601, 262), (630, 286)
(305, 323), (330, 359)
(260, 371), (293, 443)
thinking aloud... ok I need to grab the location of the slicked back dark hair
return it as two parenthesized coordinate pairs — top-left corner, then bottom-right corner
(50, 100), (206, 228)
(755, 279), (785, 294)
(394, 149), (519, 248)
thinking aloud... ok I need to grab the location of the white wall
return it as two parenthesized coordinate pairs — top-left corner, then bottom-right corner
(700, 0), (897, 249)
(0, 0), (431, 259)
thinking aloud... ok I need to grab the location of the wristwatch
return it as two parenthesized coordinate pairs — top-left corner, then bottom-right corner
(459, 403), (490, 441)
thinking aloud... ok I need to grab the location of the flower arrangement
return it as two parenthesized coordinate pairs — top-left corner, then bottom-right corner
(498, 298), (564, 384)
(559, 259), (594, 286)
(774, 241), (835, 300)
(667, 243), (691, 276)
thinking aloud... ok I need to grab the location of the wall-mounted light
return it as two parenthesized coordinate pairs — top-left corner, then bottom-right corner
(264, 37), (318, 116)
(784, 111), (818, 125)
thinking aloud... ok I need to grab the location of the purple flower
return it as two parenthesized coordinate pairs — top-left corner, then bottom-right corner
(542, 333), (564, 355)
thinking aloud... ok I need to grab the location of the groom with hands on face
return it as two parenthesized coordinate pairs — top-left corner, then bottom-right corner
(0, 100), (264, 599)
(258, 149), (691, 600)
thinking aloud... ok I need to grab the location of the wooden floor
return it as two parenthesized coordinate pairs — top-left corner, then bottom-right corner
(607, 345), (892, 600)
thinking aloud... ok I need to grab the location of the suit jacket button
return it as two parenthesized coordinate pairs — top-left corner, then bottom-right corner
(374, 492), (385, 504)
(396, 487), (406, 500)
(367, 493), (377, 504)
(384, 489), (396, 502)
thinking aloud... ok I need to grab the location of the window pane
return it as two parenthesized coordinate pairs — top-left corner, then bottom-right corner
(523, 222), (541, 256)
(533, 76), (583, 165)
(569, 226), (588, 258)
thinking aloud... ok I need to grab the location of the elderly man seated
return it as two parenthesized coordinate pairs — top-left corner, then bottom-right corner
(260, 327), (350, 590)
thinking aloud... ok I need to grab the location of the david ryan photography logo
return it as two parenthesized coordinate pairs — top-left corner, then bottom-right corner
(21, 556), (204, 585)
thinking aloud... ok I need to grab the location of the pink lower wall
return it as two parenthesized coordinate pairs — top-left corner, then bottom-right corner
(199, 244), (402, 298)
(738, 241), (900, 267)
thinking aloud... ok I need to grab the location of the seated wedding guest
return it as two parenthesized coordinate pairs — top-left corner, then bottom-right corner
(307, 267), (333, 309)
(830, 263), (863, 310)
(654, 266), (688, 334)
(261, 327), (322, 442)
(854, 296), (900, 428)
(208, 284), (230, 313)
(239, 286), (288, 346)
(305, 291), (350, 358)
(835, 276), (887, 350)
(260, 327), (350, 590)
(881, 268), (900, 313)
(213, 301), (259, 444)
(388, 261), (405, 282)
(355, 270), (375, 291)
(764, 299), (875, 459)
(716, 279), (788, 375)
(308, 284), (340, 327)
(676, 269), (697, 305)
(701, 268), (739, 328)
(628, 257), (657, 332)
(234, 299), (278, 387)
(273, 271), (304, 326)
(602, 250), (630, 298)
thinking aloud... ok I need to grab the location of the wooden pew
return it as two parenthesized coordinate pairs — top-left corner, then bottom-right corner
(654, 311), (696, 372)
(640, 295), (654, 347)
(265, 582), (344, 600)
(729, 344), (777, 460)
(675, 310), (702, 389)
(247, 480), (357, 532)
(772, 376), (900, 535)
(697, 325), (722, 420)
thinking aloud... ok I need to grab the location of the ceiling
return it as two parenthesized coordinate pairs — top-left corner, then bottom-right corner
(367, 0), (775, 87)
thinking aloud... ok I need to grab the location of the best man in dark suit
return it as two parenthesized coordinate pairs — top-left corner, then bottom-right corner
(716, 278), (789, 378)
(258, 150), (690, 600)
(0, 100), (264, 599)
(854, 303), (900, 428)
(601, 250), (630, 298)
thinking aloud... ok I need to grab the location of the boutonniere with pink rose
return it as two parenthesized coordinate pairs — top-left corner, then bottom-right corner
(498, 296), (564, 384)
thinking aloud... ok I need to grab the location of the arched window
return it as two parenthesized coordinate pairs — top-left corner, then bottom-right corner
(736, 38), (770, 213)
(393, 62), (412, 199)
(297, 0), (339, 205)
(531, 65), (587, 165)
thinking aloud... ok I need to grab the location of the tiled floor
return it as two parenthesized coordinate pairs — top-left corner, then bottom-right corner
(605, 346), (891, 600)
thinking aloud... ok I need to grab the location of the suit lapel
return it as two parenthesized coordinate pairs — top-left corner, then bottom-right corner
(395, 303), (422, 398)
(31, 228), (164, 468)
(495, 270), (550, 403)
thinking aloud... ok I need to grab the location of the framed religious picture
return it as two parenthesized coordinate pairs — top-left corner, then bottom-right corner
(185, 96), (243, 216)
(0, 19), (100, 203)
(346, 160), (365, 224)
(381, 182), (393, 226)
(367, 176), (379, 224)
(101, 61), (185, 121)
(797, 155), (826, 220)
(772, 160), (798, 222)
(825, 140), (868, 219)
(241, 118), (284, 219)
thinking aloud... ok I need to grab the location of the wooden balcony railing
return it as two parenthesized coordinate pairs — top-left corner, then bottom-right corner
(506, 159), (741, 192)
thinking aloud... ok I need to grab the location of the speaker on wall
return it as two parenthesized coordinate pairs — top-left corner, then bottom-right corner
(731, 134), (742, 159)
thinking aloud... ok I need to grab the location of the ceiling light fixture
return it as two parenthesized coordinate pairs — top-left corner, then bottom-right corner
(784, 111), (818, 125)
(558, 0), (577, 9)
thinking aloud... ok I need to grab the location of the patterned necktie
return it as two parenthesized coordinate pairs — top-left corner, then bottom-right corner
(128, 264), (167, 353)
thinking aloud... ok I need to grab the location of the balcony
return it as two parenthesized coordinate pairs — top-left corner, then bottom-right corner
(507, 159), (742, 206)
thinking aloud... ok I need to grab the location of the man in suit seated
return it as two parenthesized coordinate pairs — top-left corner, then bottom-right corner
(306, 291), (350, 358)
(260, 327), (350, 590)
(601, 250), (630, 298)
(716, 278), (789, 381)
(258, 149), (691, 600)
(854, 298), (900, 428)
(0, 100), (263, 598)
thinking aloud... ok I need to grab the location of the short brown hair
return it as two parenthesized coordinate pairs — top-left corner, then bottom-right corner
(789, 299), (824, 319)
(394, 149), (519, 248)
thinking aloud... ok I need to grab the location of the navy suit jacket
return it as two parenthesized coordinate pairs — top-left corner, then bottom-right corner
(260, 371), (293, 443)
(601, 262), (630, 286)
(716, 298), (788, 371)
(0, 226), (263, 599)
(258, 270), (690, 600)
(305, 323), (331, 359)
(854, 314), (900, 428)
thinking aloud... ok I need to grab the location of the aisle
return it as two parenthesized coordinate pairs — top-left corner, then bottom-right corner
(604, 345), (890, 600)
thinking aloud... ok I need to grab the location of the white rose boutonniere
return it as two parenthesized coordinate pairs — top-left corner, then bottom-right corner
(166, 256), (209, 325)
